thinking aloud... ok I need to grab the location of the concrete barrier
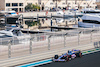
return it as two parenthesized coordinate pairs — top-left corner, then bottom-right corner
(0, 43), (94, 67)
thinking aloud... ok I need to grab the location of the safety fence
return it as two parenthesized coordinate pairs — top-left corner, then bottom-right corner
(0, 28), (100, 60)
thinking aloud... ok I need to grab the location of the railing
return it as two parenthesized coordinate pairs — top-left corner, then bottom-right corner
(0, 28), (100, 60)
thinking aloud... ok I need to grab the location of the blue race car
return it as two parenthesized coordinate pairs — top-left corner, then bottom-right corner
(52, 51), (76, 62)
(52, 49), (82, 62)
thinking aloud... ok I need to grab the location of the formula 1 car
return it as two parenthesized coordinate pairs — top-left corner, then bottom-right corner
(52, 52), (76, 62)
(52, 49), (82, 62)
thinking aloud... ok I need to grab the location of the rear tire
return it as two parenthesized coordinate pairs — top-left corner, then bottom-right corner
(65, 57), (69, 62)
(79, 53), (82, 57)
(75, 52), (82, 57)
(68, 55), (72, 60)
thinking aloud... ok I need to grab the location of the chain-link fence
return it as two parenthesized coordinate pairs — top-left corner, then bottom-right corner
(0, 28), (100, 60)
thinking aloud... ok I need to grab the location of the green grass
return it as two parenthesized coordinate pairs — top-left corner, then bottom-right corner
(96, 49), (99, 50)
(87, 51), (92, 52)
(82, 48), (100, 54)
(91, 50), (95, 51)
(82, 52), (87, 53)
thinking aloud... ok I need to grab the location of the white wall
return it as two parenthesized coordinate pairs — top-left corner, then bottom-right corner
(0, 0), (5, 10)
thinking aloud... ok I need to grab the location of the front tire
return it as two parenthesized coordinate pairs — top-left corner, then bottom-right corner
(54, 55), (59, 59)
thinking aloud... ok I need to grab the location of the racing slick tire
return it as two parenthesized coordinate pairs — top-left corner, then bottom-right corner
(79, 53), (82, 57)
(65, 57), (69, 62)
(54, 55), (59, 59)
(75, 53), (82, 57)
(68, 55), (72, 60)
(75, 53), (79, 57)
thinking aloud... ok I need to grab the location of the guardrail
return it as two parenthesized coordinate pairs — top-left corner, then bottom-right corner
(0, 28), (100, 61)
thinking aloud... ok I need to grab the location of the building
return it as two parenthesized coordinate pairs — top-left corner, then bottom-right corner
(0, 0), (97, 12)
(0, 0), (26, 12)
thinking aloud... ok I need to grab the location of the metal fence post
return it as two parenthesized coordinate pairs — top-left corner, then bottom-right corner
(78, 32), (80, 45)
(64, 35), (66, 47)
(94, 42), (99, 48)
(1, 38), (2, 45)
(8, 40), (12, 58)
(96, 42), (98, 48)
(30, 38), (32, 54)
(48, 36), (51, 50)
(99, 41), (100, 47)
(94, 42), (95, 48)
(90, 31), (92, 43)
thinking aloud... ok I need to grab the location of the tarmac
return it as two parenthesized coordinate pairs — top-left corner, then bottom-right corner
(38, 51), (100, 67)
(15, 48), (100, 67)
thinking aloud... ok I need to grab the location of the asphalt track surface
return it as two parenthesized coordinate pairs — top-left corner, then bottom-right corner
(37, 51), (100, 67)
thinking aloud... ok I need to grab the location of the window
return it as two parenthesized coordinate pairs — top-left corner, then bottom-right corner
(19, 8), (22, 12)
(19, 3), (23, 6)
(12, 8), (18, 12)
(6, 3), (10, 7)
(12, 3), (18, 6)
